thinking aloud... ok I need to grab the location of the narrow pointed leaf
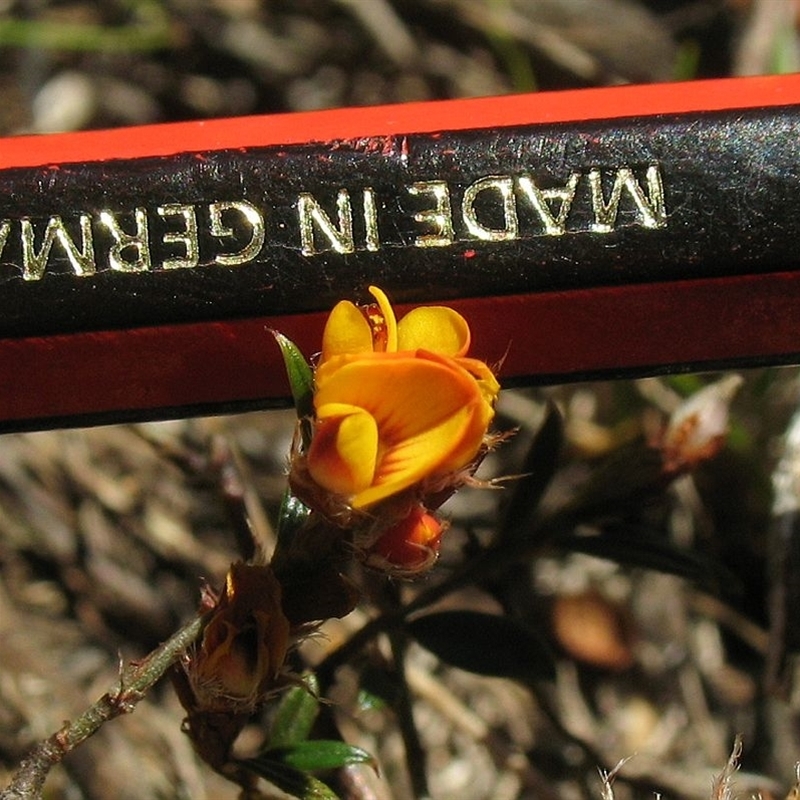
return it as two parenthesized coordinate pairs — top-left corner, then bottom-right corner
(270, 674), (320, 748)
(357, 665), (399, 708)
(268, 740), (376, 772)
(272, 330), (315, 440)
(356, 686), (387, 712)
(408, 610), (555, 681)
(240, 755), (337, 800)
(496, 402), (563, 543)
(559, 524), (739, 592)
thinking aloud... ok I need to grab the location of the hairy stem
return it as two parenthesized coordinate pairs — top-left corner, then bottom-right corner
(0, 614), (206, 800)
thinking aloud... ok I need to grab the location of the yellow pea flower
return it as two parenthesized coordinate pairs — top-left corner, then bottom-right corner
(304, 286), (500, 511)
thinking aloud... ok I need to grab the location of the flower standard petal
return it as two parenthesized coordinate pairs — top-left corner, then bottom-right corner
(308, 402), (379, 497)
(397, 306), (471, 356)
(321, 300), (374, 362)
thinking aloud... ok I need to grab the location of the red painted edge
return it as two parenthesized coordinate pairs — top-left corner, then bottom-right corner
(1, 74), (799, 169)
(1, 270), (798, 428)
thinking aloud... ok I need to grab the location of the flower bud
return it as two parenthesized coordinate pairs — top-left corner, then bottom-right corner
(660, 374), (742, 474)
(364, 506), (445, 576)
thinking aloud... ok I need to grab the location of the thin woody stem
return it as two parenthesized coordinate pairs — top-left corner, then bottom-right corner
(0, 613), (206, 800)
(316, 515), (566, 688)
(315, 545), (511, 688)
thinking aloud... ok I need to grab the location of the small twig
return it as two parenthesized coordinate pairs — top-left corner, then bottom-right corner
(316, 540), (544, 688)
(333, 0), (419, 66)
(210, 434), (276, 563)
(316, 611), (397, 690)
(710, 735), (742, 800)
(372, 578), (430, 800)
(0, 613), (206, 800)
(388, 626), (431, 800)
(598, 756), (633, 800)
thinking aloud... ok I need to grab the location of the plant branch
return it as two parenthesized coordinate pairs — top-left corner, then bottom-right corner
(0, 613), (206, 800)
(388, 627), (430, 799)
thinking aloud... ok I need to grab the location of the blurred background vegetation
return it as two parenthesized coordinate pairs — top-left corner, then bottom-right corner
(0, 1), (800, 798)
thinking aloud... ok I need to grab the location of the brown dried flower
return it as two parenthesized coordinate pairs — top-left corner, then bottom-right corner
(186, 563), (291, 714)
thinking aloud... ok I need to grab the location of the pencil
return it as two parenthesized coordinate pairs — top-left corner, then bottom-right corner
(1, 73), (800, 430)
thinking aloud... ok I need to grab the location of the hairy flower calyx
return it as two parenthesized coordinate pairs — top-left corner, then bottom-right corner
(187, 563), (290, 712)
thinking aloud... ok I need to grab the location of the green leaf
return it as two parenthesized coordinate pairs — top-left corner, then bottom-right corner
(269, 740), (375, 772)
(356, 687), (386, 712)
(496, 402), (563, 543)
(277, 488), (313, 547)
(270, 674), (320, 748)
(272, 330), (314, 444)
(240, 755), (338, 799)
(357, 665), (399, 709)
(408, 610), (555, 681)
(559, 525), (738, 592)
(0, 4), (171, 52)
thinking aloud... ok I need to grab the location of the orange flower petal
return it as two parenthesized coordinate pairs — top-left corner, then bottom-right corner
(321, 300), (374, 362)
(367, 507), (444, 573)
(308, 402), (379, 497)
(357, 403), (480, 508)
(451, 354), (501, 410)
(312, 355), (488, 507)
(397, 306), (471, 357)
